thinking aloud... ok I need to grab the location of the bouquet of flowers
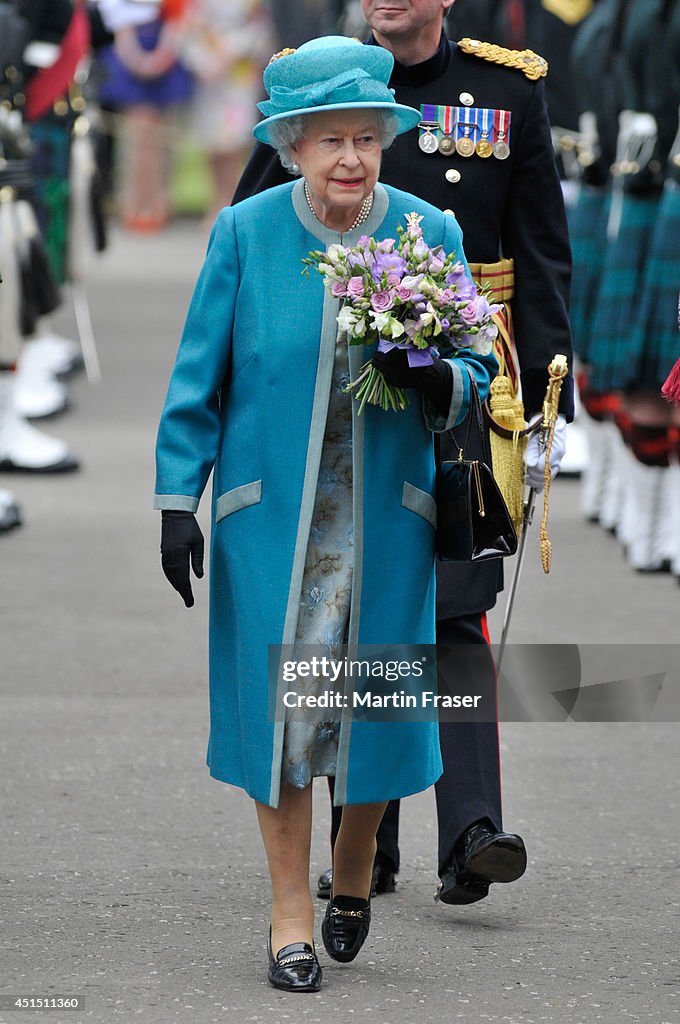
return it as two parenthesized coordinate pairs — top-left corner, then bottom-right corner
(303, 212), (502, 413)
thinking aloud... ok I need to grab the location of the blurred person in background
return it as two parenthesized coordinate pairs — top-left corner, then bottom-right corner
(97, 0), (193, 232)
(179, 0), (274, 217)
(0, 0), (91, 480)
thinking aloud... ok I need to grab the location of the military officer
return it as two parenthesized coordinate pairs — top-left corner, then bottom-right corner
(232, 0), (574, 906)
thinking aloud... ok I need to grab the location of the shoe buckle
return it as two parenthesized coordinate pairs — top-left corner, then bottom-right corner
(331, 907), (364, 918)
(277, 953), (315, 966)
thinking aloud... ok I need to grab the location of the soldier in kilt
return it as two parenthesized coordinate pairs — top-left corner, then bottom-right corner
(568, 0), (629, 524)
(587, 0), (680, 571)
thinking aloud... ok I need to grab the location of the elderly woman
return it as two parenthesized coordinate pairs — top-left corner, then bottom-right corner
(154, 36), (497, 992)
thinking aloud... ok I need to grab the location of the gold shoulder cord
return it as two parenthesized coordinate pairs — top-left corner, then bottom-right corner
(457, 38), (549, 80)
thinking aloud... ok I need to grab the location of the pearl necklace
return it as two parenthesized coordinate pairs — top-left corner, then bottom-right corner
(304, 181), (373, 232)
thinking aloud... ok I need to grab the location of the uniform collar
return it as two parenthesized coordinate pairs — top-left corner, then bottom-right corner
(366, 32), (451, 87)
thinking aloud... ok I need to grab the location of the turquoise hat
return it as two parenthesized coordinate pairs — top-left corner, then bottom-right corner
(253, 36), (421, 145)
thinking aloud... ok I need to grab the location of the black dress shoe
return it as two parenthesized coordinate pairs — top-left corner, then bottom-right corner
(372, 855), (397, 895)
(436, 870), (490, 905)
(316, 867), (333, 900)
(321, 895), (371, 963)
(435, 823), (526, 906)
(317, 860), (397, 900)
(457, 823), (527, 883)
(267, 934), (322, 992)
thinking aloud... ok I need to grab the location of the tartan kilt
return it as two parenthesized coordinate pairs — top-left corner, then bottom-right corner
(626, 181), (680, 390)
(29, 114), (73, 286)
(567, 185), (610, 363)
(587, 192), (660, 392)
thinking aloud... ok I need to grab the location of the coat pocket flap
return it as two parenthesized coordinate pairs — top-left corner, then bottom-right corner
(215, 480), (262, 522)
(402, 481), (437, 529)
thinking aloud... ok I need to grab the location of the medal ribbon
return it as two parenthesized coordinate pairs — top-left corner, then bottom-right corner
(440, 104), (454, 138)
(421, 103), (438, 123)
(479, 107), (491, 140)
(492, 108), (512, 145)
(457, 105), (476, 138)
(419, 103), (440, 143)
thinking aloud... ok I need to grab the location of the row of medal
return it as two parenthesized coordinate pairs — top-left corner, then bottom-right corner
(418, 105), (512, 160)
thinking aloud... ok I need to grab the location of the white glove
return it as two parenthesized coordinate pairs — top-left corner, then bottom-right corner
(524, 414), (568, 492)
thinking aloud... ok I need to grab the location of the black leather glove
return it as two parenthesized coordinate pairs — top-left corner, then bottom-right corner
(371, 348), (453, 409)
(160, 510), (204, 608)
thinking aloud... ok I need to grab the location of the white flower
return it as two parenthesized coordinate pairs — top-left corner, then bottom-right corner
(326, 244), (347, 265)
(473, 323), (498, 355)
(319, 261), (346, 283)
(337, 305), (358, 332)
(370, 311), (391, 333)
(370, 311), (406, 338)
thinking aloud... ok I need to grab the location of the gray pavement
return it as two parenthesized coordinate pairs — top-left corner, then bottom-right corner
(1, 223), (679, 1024)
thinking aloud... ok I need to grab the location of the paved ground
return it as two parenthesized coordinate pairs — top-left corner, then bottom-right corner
(1, 223), (679, 1024)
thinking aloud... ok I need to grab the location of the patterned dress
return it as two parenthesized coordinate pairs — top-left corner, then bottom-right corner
(282, 330), (354, 789)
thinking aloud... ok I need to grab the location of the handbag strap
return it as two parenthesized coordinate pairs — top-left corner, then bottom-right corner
(446, 363), (493, 465)
(483, 402), (543, 440)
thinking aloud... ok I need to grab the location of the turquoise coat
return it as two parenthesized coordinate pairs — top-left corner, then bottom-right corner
(154, 180), (497, 808)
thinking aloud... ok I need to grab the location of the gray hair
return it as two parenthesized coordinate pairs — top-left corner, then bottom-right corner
(268, 111), (398, 173)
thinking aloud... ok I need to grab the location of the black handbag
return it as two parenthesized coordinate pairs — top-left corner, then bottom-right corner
(436, 366), (518, 562)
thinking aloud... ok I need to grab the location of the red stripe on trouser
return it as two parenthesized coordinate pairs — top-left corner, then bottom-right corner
(480, 612), (503, 810)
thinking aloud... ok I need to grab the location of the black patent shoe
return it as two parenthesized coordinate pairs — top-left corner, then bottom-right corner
(457, 823), (527, 884)
(267, 933), (322, 992)
(435, 823), (526, 905)
(317, 859), (397, 900)
(372, 855), (397, 895)
(316, 867), (333, 900)
(322, 896), (371, 963)
(435, 870), (490, 905)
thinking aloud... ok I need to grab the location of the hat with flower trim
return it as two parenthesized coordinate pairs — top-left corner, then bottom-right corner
(252, 36), (421, 144)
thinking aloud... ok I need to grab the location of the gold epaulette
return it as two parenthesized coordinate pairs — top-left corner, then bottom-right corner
(458, 38), (549, 81)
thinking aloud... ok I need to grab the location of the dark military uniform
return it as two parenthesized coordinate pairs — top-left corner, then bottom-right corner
(233, 33), (573, 877)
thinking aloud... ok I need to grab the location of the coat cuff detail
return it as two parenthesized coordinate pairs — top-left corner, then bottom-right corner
(153, 494), (200, 512)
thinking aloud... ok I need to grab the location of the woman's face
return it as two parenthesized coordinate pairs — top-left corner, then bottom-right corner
(291, 110), (382, 216)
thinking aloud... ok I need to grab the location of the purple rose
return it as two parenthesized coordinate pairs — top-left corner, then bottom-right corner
(371, 290), (395, 313)
(460, 301), (479, 326)
(347, 276), (365, 298)
(395, 286), (412, 302)
(332, 281), (348, 297)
